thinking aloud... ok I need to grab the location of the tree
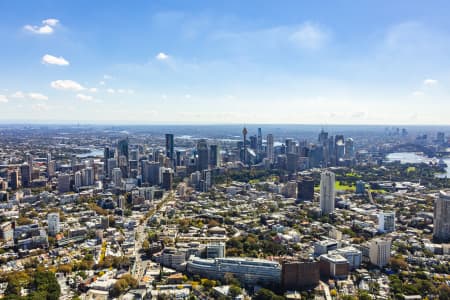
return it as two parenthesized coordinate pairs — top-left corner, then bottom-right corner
(57, 264), (73, 274)
(229, 285), (242, 298)
(5, 271), (30, 296)
(438, 284), (450, 300)
(390, 257), (408, 271)
(253, 288), (284, 300)
(142, 240), (150, 250)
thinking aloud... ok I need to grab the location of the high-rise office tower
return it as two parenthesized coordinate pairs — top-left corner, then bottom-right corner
(104, 146), (112, 176)
(112, 168), (122, 187)
(250, 136), (258, 150)
(266, 134), (274, 163)
(369, 238), (391, 268)
(74, 171), (82, 188)
(165, 134), (174, 160)
(107, 158), (117, 178)
(82, 167), (94, 186)
(25, 153), (33, 167)
(47, 213), (60, 236)
(162, 168), (174, 190)
(130, 149), (139, 161)
(318, 129), (328, 145)
(9, 171), (18, 190)
(242, 127), (248, 163)
(297, 176), (315, 201)
(142, 160), (160, 186)
(344, 138), (354, 158)
(335, 135), (345, 161)
(285, 138), (297, 154)
(257, 128), (263, 154)
(117, 138), (129, 161)
(58, 174), (71, 194)
(378, 211), (395, 233)
(434, 190), (450, 242)
(197, 139), (209, 171)
(209, 144), (221, 168)
(320, 171), (336, 215)
(20, 164), (31, 188)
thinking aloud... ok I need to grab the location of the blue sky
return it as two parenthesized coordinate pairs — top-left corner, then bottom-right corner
(1, 0), (450, 124)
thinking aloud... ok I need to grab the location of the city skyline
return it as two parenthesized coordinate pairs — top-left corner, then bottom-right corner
(1, 1), (450, 124)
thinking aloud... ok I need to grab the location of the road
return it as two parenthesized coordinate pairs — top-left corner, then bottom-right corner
(131, 191), (174, 281)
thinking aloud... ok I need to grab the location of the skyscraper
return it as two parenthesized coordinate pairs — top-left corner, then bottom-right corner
(378, 211), (395, 233)
(20, 164), (31, 188)
(297, 176), (315, 201)
(433, 190), (450, 242)
(209, 144), (221, 168)
(344, 138), (354, 158)
(74, 171), (82, 188)
(104, 146), (112, 176)
(257, 128), (263, 154)
(242, 127), (248, 164)
(82, 167), (94, 186)
(117, 138), (129, 161)
(142, 160), (161, 186)
(369, 238), (391, 268)
(47, 213), (60, 236)
(197, 139), (209, 171)
(112, 168), (122, 187)
(9, 171), (18, 190)
(266, 134), (274, 163)
(318, 129), (328, 145)
(165, 134), (174, 160)
(58, 174), (71, 194)
(320, 171), (335, 215)
(162, 168), (174, 190)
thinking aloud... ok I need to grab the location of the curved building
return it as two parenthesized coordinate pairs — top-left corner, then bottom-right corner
(187, 257), (281, 286)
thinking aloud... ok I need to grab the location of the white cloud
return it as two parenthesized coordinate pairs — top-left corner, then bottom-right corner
(11, 91), (25, 98)
(28, 93), (48, 100)
(290, 22), (328, 49)
(423, 79), (438, 86)
(51, 80), (84, 91)
(107, 88), (115, 94)
(127, 89), (135, 94)
(42, 54), (69, 66)
(156, 52), (169, 60)
(43, 19), (59, 26)
(117, 89), (126, 93)
(0, 95), (8, 103)
(103, 74), (113, 80)
(76, 93), (93, 102)
(24, 18), (59, 35)
(88, 88), (98, 93)
(99, 81), (105, 85)
(185, 94), (192, 99)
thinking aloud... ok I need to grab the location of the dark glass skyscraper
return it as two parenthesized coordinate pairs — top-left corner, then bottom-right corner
(20, 164), (31, 188)
(165, 134), (174, 159)
(209, 144), (220, 168)
(118, 138), (129, 161)
(197, 139), (209, 171)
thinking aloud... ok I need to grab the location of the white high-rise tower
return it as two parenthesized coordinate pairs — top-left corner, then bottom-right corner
(266, 134), (274, 163)
(320, 170), (336, 215)
(47, 212), (60, 236)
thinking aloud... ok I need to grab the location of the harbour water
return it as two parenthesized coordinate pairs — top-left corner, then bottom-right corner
(386, 152), (450, 178)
